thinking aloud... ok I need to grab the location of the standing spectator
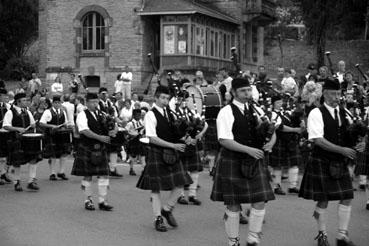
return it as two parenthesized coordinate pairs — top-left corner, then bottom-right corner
(194, 70), (208, 87)
(28, 73), (42, 97)
(69, 74), (80, 95)
(114, 74), (124, 94)
(336, 60), (346, 83)
(119, 99), (132, 122)
(120, 66), (132, 100)
(51, 76), (64, 94)
(15, 77), (28, 94)
(318, 66), (329, 85)
(7, 91), (15, 105)
(219, 67), (232, 92)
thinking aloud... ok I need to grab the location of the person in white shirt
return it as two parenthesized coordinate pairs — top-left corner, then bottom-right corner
(40, 95), (71, 181)
(299, 78), (364, 246)
(51, 76), (64, 94)
(281, 69), (299, 97)
(61, 94), (76, 127)
(28, 73), (42, 97)
(336, 60), (346, 83)
(219, 67), (233, 93)
(120, 66), (133, 100)
(119, 99), (132, 122)
(3, 93), (40, 192)
(114, 74), (124, 94)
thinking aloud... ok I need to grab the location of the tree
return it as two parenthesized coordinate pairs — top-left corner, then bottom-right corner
(0, 0), (38, 72)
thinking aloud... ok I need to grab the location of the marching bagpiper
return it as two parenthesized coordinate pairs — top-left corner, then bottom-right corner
(136, 85), (192, 232)
(210, 77), (275, 246)
(71, 93), (113, 211)
(299, 78), (365, 246)
(3, 93), (42, 191)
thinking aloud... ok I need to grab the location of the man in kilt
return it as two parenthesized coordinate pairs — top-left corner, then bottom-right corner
(174, 91), (208, 206)
(71, 93), (113, 211)
(136, 85), (192, 232)
(270, 94), (304, 195)
(210, 77), (275, 246)
(0, 88), (12, 185)
(40, 95), (72, 181)
(299, 78), (365, 246)
(3, 93), (41, 191)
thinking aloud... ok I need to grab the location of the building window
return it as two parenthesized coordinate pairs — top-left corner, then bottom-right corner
(82, 12), (105, 51)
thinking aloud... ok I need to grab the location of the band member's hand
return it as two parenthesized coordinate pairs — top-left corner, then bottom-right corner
(341, 147), (357, 159)
(247, 147), (264, 160)
(262, 142), (273, 152)
(99, 135), (111, 144)
(184, 136), (192, 145)
(173, 143), (186, 152)
(18, 128), (27, 134)
(354, 142), (366, 153)
(195, 133), (203, 140)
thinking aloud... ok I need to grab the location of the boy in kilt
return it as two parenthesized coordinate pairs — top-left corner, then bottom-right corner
(71, 93), (113, 211)
(0, 88), (12, 185)
(270, 94), (304, 195)
(40, 95), (72, 181)
(174, 91), (208, 206)
(299, 78), (365, 246)
(136, 85), (192, 232)
(210, 78), (275, 246)
(3, 93), (42, 191)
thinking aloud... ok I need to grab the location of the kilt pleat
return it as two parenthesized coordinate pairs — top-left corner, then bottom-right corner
(136, 146), (192, 191)
(204, 121), (219, 152)
(210, 148), (275, 205)
(354, 149), (369, 176)
(180, 145), (203, 172)
(43, 135), (72, 159)
(299, 156), (354, 201)
(7, 138), (42, 166)
(270, 139), (301, 168)
(71, 143), (109, 177)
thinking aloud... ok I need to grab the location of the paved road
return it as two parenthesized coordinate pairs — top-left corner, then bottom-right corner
(0, 158), (368, 246)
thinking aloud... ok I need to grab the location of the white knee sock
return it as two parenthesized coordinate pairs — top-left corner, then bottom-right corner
(140, 156), (146, 167)
(359, 175), (367, 185)
(273, 169), (282, 188)
(151, 192), (162, 217)
(97, 178), (109, 203)
(49, 158), (56, 175)
(288, 166), (299, 188)
(337, 204), (351, 239)
(247, 208), (265, 244)
(188, 172), (199, 197)
(13, 167), (21, 183)
(0, 158), (6, 175)
(28, 164), (37, 183)
(109, 153), (117, 171)
(81, 180), (92, 200)
(348, 165), (354, 178)
(225, 209), (240, 246)
(314, 206), (327, 233)
(59, 157), (66, 174)
(208, 155), (215, 170)
(164, 187), (182, 211)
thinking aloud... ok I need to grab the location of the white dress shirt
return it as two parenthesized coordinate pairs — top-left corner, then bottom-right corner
(76, 110), (97, 132)
(39, 108), (67, 125)
(119, 107), (132, 122)
(114, 80), (124, 93)
(62, 101), (75, 126)
(144, 104), (165, 138)
(3, 105), (35, 127)
(120, 72), (133, 83)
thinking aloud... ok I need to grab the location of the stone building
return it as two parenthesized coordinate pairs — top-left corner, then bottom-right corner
(38, 0), (276, 92)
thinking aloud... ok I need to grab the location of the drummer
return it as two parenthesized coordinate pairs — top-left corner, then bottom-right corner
(0, 88), (12, 185)
(3, 93), (41, 192)
(40, 95), (72, 181)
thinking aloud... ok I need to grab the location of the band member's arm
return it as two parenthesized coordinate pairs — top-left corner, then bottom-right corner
(77, 111), (110, 144)
(195, 121), (208, 140)
(280, 125), (302, 134)
(3, 110), (34, 133)
(39, 110), (60, 129)
(308, 107), (356, 159)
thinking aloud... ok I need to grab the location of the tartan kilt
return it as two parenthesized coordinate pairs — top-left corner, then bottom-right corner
(299, 156), (354, 201)
(127, 137), (146, 157)
(210, 148), (275, 205)
(180, 145), (203, 172)
(270, 138), (301, 169)
(204, 120), (219, 152)
(71, 143), (109, 177)
(43, 134), (72, 159)
(136, 146), (192, 191)
(354, 147), (369, 176)
(7, 138), (42, 166)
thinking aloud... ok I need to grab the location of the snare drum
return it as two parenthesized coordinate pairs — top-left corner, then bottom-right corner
(110, 128), (127, 146)
(21, 133), (44, 155)
(53, 128), (73, 145)
(0, 129), (11, 157)
(186, 85), (222, 120)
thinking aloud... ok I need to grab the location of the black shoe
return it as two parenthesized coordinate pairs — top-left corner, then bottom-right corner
(14, 181), (23, 192)
(57, 173), (69, 180)
(188, 196), (201, 206)
(154, 216), (167, 232)
(49, 174), (57, 181)
(161, 208), (178, 227)
(337, 238), (356, 246)
(246, 243), (257, 246)
(27, 181), (39, 191)
(1, 173), (12, 183)
(366, 203), (369, 210)
(274, 185), (286, 195)
(129, 169), (136, 176)
(239, 213), (248, 224)
(85, 199), (95, 211)
(359, 184), (366, 191)
(110, 169), (123, 178)
(98, 202), (114, 211)
(177, 196), (189, 205)
(288, 187), (299, 194)
(315, 231), (330, 246)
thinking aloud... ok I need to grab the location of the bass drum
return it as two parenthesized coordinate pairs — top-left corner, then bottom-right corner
(185, 85), (223, 120)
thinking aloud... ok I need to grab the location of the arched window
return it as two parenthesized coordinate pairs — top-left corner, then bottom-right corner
(82, 12), (105, 51)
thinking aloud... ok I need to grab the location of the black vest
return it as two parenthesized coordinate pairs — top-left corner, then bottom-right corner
(99, 100), (112, 114)
(230, 103), (259, 148)
(11, 107), (30, 128)
(80, 110), (106, 146)
(152, 107), (178, 143)
(48, 108), (65, 125)
(0, 103), (8, 128)
(313, 105), (349, 161)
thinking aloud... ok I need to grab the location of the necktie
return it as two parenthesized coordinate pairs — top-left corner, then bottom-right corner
(334, 109), (340, 126)
(163, 108), (169, 122)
